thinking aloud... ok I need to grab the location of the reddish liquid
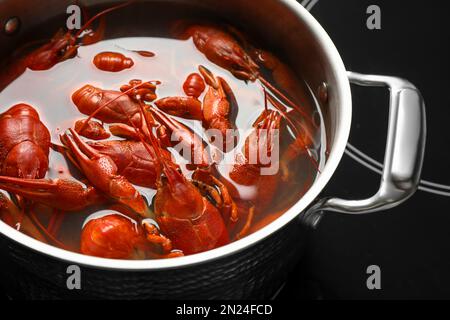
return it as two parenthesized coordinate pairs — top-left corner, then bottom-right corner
(0, 18), (326, 258)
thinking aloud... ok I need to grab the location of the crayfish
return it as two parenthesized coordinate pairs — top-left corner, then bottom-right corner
(0, 2), (135, 91)
(142, 128), (230, 255)
(0, 104), (50, 179)
(0, 9), (321, 260)
(25, 1), (135, 71)
(80, 212), (182, 259)
(155, 66), (238, 152)
(178, 23), (317, 160)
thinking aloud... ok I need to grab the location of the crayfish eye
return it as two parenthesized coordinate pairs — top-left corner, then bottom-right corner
(57, 48), (66, 58)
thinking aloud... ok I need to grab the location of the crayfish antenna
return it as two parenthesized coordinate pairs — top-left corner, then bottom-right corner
(259, 75), (314, 122)
(235, 206), (255, 240)
(264, 89), (320, 172)
(74, 0), (136, 39)
(74, 0), (105, 45)
(47, 210), (65, 237)
(137, 106), (170, 171)
(135, 105), (187, 190)
(0, 193), (48, 244)
(28, 208), (71, 250)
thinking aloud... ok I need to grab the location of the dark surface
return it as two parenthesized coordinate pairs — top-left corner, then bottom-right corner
(279, 0), (450, 299)
(1, 0), (449, 300)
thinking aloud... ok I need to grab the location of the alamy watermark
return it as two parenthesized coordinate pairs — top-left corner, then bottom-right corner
(66, 265), (81, 290)
(367, 5), (382, 30)
(66, 5), (82, 30)
(171, 126), (281, 176)
(366, 265), (381, 290)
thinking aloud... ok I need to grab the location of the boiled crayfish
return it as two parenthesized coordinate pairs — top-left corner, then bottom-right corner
(183, 72), (206, 98)
(179, 23), (316, 148)
(142, 128), (230, 255)
(81, 213), (183, 259)
(61, 129), (150, 217)
(224, 109), (283, 238)
(230, 110), (282, 207)
(0, 177), (104, 211)
(0, 104), (50, 179)
(75, 118), (111, 140)
(81, 213), (148, 259)
(72, 85), (142, 127)
(25, 1), (134, 71)
(149, 106), (211, 168)
(87, 139), (174, 189)
(93, 52), (134, 72)
(181, 24), (260, 81)
(0, 2), (135, 91)
(155, 66), (238, 152)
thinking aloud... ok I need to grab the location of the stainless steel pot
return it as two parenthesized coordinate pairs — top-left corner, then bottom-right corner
(0, 0), (426, 299)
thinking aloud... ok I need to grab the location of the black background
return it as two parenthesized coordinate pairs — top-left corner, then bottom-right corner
(279, 0), (450, 299)
(1, 0), (449, 300)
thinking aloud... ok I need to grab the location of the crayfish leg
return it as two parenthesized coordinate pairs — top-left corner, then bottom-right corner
(235, 206), (255, 240)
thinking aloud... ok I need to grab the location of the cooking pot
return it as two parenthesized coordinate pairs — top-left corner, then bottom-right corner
(0, 0), (426, 299)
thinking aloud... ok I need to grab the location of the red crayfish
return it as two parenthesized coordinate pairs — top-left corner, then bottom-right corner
(25, 1), (135, 71)
(87, 139), (174, 189)
(61, 128), (150, 217)
(179, 23), (316, 153)
(144, 130), (230, 255)
(183, 72), (206, 98)
(74, 119), (111, 140)
(0, 104), (50, 179)
(93, 52), (135, 72)
(181, 24), (260, 81)
(72, 85), (142, 127)
(81, 213), (183, 259)
(155, 66), (238, 152)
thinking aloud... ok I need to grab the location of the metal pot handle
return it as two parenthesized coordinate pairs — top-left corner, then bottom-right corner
(305, 71), (426, 224)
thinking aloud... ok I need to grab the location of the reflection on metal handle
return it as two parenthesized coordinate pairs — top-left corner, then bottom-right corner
(309, 72), (426, 221)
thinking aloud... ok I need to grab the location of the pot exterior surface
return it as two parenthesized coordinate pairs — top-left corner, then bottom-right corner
(1, 220), (307, 299)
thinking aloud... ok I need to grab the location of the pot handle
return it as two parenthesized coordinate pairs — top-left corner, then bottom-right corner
(306, 71), (426, 223)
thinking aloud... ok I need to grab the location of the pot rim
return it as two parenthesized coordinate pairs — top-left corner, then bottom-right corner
(0, 0), (352, 271)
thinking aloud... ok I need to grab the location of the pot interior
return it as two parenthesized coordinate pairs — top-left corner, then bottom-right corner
(0, 0), (344, 147)
(0, 0), (351, 268)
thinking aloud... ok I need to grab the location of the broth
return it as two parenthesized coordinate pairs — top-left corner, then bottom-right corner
(0, 2), (326, 259)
